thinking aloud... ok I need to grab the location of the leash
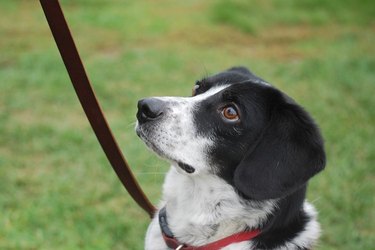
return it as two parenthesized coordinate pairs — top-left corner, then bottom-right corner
(39, 0), (156, 218)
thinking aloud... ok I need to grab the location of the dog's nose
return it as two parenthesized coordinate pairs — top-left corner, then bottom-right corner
(137, 98), (166, 123)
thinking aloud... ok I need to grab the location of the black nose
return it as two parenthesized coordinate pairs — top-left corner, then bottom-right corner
(137, 98), (166, 123)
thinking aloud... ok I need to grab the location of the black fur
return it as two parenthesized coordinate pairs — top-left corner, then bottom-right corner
(254, 186), (309, 249)
(193, 67), (325, 248)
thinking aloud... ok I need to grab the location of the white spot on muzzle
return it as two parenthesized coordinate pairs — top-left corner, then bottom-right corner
(137, 85), (229, 174)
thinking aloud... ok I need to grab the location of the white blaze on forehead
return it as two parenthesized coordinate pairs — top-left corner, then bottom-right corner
(191, 84), (231, 102)
(154, 84), (230, 103)
(150, 85), (230, 174)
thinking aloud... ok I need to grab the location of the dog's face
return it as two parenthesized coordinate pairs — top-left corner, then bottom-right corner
(136, 67), (325, 200)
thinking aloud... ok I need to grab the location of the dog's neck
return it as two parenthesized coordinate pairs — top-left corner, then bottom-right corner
(253, 186), (319, 249)
(160, 167), (320, 249)
(161, 167), (275, 246)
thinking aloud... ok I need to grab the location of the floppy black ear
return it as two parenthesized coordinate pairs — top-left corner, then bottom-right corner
(233, 93), (326, 200)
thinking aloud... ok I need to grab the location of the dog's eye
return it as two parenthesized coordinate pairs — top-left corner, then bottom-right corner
(221, 105), (239, 121)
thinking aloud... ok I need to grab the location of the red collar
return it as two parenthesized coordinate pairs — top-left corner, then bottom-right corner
(159, 207), (261, 250)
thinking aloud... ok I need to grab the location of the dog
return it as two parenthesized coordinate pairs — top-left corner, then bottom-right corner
(136, 67), (326, 250)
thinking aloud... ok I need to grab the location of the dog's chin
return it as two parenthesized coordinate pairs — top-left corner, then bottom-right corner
(136, 126), (166, 158)
(136, 126), (196, 174)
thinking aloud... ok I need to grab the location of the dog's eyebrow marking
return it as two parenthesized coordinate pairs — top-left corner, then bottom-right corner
(149, 85), (229, 104)
(191, 84), (230, 102)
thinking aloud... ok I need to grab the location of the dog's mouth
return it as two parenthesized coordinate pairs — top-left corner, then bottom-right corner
(136, 125), (196, 174)
(177, 162), (195, 174)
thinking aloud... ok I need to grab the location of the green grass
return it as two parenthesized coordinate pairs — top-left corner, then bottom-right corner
(212, 0), (375, 33)
(0, 0), (374, 249)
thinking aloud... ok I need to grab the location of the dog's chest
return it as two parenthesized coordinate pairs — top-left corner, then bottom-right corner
(161, 167), (272, 247)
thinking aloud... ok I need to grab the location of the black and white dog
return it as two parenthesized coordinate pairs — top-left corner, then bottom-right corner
(136, 67), (326, 250)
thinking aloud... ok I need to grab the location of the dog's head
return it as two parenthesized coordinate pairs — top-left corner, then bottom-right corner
(136, 67), (325, 200)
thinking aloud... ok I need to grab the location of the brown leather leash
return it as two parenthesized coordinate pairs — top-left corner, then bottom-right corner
(39, 0), (156, 218)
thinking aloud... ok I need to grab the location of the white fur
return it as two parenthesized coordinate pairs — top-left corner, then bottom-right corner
(136, 85), (229, 175)
(145, 167), (321, 249)
(145, 167), (275, 250)
(163, 168), (275, 246)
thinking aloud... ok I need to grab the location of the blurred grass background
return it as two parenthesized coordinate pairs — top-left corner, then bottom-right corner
(0, 0), (374, 249)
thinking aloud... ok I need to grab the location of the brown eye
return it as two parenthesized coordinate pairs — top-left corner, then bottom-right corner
(222, 106), (239, 121)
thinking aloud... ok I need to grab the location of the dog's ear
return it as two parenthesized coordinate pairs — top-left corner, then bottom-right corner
(233, 93), (326, 200)
(227, 66), (254, 76)
(227, 66), (268, 85)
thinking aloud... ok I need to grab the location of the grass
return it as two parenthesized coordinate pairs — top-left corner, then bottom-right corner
(0, 0), (374, 249)
(212, 0), (375, 33)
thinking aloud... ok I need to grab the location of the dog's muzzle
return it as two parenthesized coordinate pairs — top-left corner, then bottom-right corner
(136, 97), (197, 174)
(137, 98), (166, 124)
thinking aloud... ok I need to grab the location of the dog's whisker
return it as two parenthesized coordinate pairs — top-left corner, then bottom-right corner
(309, 197), (322, 204)
(134, 172), (168, 175)
(125, 121), (137, 128)
(202, 64), (209, 79)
